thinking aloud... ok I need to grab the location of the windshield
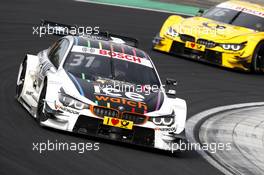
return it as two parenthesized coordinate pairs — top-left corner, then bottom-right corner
(203, 7), (264, 31)
(64, 51), (160, 86)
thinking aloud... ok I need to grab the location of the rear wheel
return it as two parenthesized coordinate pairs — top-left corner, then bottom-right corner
(251, 42), (264, 73)
(36, 81), (48, 124)
(16, 59), (27, 99)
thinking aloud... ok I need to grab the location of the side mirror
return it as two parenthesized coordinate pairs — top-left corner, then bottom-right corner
(196, 9), (205, 16)
(166, 89), (176, 96)
(165, 78), (177, 96)
(166, 78), (177, 86)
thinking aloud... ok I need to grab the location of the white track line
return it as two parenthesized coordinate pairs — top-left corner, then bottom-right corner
(185, 102), (264, 175)
(74, 0), (194, 16)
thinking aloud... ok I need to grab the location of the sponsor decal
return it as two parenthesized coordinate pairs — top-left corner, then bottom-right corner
(99, 49), (142, 64)
(185, 41), (205, 51)
(55, 103), (80, 115)
(218, 3), (264, 18)
(103, 116), (133, 130)
(26, 91), (33, 96)
(71, 46), (153, 67)
(202, 22), (226, 30)
(94, 86), (148, 111)
(82, 47), (95, 53)
(155, 127), (177, 132)
(26, 91), (38, 102)
(95, 95), (147, 111)
(99, 87), (145, 102)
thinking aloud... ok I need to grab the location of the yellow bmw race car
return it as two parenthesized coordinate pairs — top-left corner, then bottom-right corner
(153, 0), (264, 72)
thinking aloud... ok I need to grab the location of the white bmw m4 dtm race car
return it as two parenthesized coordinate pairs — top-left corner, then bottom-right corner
(16, 20), (187, 151)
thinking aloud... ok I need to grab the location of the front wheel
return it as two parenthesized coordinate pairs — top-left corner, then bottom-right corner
(36, 81), (48, 124)
(251, 41), (264, 73)
(16, 59), (27, 99)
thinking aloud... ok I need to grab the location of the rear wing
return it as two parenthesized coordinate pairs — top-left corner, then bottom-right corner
(40, 19), (138, 47)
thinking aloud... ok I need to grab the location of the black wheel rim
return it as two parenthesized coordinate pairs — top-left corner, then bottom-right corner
(255, 45), (264, 72)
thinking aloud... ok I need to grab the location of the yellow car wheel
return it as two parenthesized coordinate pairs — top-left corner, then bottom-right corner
(252, 41), (264, 73)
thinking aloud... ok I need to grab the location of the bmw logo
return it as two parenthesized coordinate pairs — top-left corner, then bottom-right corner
(118, 106), (125, 112)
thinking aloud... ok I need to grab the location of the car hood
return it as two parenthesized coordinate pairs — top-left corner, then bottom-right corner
(173, 16), (255, 41)
(67, 72), (164, 114)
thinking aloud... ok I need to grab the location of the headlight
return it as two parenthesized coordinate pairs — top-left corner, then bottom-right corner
(149, 112), (175, 126)
(166, 27), (179, 37)
(58, 93), (89, 110)
(220, 43), (246, 51)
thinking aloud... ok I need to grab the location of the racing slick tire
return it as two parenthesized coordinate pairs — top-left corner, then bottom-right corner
(36, 80), (48, 124)
(15, 57), (27, 99)
(251, 41), (264, 73)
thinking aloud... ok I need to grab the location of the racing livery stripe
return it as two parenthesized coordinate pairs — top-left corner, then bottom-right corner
(110, 44), (114, 52)
(81, 73), (86, 80)
(155, 91), (161, 111)
(133, 48), (137, 56)
(87, 40), (91, 48)
(99, 41), (102, 49)
(74, 37), (79, 45)
(67, 72), (85, 96)
(121, 46), (125, 53)
(101, 41), (111, 50)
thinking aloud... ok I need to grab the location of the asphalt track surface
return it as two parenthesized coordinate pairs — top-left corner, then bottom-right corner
(1, 0), (264, 175)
